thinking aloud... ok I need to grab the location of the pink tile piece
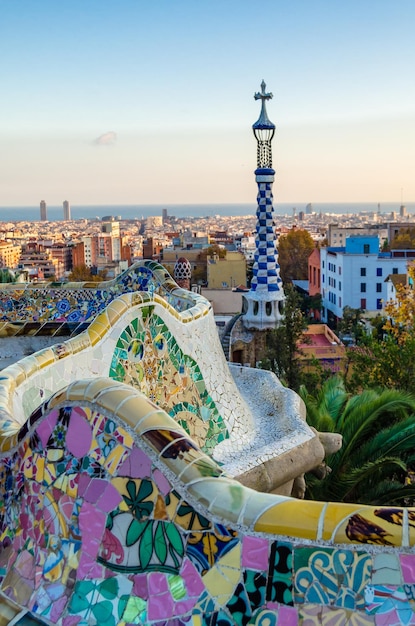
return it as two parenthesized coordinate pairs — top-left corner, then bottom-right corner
(132, 574), (149, 599)
(79, 502), (106, 558)
(277, 604), (298, 625)
(96, 482), (123, 513)
(77, 551), (105, 580)
(118, 445), (152, 478)
(148, 572), (169, 595)
(66, 408), (93, 457)
(242, 535), (269, 570)
(36, 409), (59, 448)
(174, 599), (198, 616)
(181, 558), (204, 597)
(63, 616), (82, 625)
(82, 478), (108, 504)
(148, 590), (174, 621)
(50, 596), (69, 623)
(153, 468), (171, 495)
(400, 554), (415, 583)
(77, 473), (91, 498)
(15, 550), (35, 579)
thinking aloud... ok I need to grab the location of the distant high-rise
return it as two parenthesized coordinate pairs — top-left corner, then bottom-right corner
(63, 200), (71, 221)
(40, 200), (47, 221)
(306, 202), (313, 214)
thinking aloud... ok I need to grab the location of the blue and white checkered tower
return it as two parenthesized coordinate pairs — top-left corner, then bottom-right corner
(242, 80), (285, 330)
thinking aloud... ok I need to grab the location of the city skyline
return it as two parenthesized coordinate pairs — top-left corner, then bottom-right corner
(1, 0), (415, 208)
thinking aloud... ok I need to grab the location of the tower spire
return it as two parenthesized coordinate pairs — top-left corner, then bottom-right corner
(241, 80), (285, 331)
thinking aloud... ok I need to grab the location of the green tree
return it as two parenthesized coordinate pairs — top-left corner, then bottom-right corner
(206, 244), (226, 259)
(68, 264), (105, 282)
(277, 229), (315, 282)
(336, 306), (365, 342)
(345, 333), (415, 393)
(301, 376), (415, 505)
(260, 285), (309, 391)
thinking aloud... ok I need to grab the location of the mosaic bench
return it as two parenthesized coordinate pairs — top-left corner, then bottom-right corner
(0, 262), (324, 494)
(2, 264), (415, 625)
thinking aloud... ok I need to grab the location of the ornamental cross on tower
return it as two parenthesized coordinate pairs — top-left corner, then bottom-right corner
(254, 80), (273, 105)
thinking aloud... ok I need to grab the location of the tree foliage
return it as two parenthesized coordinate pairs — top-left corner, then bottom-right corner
(68, 264), (105, 282)
(336, 306), (365, 342)
(391, 228), (415, 250)
(345, 334), (415, 393)
(383, 262), (415, 341)
(341, 263), (415, 392)
(277, 228), (315, 282)
(301, 377), (415, 505)
(260, 285), (309, 391)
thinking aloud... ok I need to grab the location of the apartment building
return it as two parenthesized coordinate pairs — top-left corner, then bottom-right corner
(320, 235), (410, 324)
(0, 242), (22, 268)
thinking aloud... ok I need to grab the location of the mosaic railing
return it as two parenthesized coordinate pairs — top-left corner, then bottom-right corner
(1, 269), (415, 625)
(0, 260), (195, 337)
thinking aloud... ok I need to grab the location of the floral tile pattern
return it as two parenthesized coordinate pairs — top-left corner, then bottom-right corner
(3, 262), (415, 624)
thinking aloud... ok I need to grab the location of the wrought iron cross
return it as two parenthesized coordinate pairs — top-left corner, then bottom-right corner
(254, 80), (273, 103)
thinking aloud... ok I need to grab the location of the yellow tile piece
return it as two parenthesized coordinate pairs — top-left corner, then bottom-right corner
(134, 408), (180, 434)
(23, 452), (44, 481)
(255, 499), (325, 540)
(67, 333), (92, 355)
(46, 449), (64, 462)
(87, 326), (102, 346)
(104, 446), (129, 475)
(324, 503), (403, 546)
(202, 543), (241, 604)
(107, 299), (129, 325)
(0, 434), (17, 453)
(34, 348), (56, 370)
(80, 378), (116, 402)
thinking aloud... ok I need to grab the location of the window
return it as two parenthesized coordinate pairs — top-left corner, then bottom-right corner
(339, 281), (341, 290)
(393, 268), (398, 274)
(361, 298), (366, 309)
(376, 283), (382, 293)
(339, 267), (342, 275)
(360, 283), (366, 292)
(364, 244), (370, 254)
(377, 298), (382, 310)
(377, 268), (382, 277)
(322, 260), (325, 268)
(339, 297), (342, 308)
(360, 267), (366, 276)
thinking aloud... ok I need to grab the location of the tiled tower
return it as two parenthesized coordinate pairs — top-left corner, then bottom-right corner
(242, 80), (285, 330)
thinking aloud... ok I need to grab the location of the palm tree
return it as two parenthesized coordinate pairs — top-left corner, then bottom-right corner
(300, 376), (415, 505)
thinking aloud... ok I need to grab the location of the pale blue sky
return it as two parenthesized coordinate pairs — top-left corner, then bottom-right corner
(1, 0), (414, 206)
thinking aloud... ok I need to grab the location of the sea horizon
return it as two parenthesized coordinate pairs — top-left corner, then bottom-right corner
(0, 201), (414, 222)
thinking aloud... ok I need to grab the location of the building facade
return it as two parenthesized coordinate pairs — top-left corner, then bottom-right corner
(321, 235), (410, 323)
(0, 242), (22, 269)
(63, 200), (71, 221)
(40, 200), (47, 221)
(207, 250), (247, 289)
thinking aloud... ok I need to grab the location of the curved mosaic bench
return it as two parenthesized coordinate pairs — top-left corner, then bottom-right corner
(0, 261), (194, 337)
(1, 265), (414, 625)
(0, 263), (323, 493)
(2, 380), (415, 625)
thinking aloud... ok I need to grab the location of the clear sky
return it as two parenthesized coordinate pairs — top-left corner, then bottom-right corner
(1, 0), (415, 207)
